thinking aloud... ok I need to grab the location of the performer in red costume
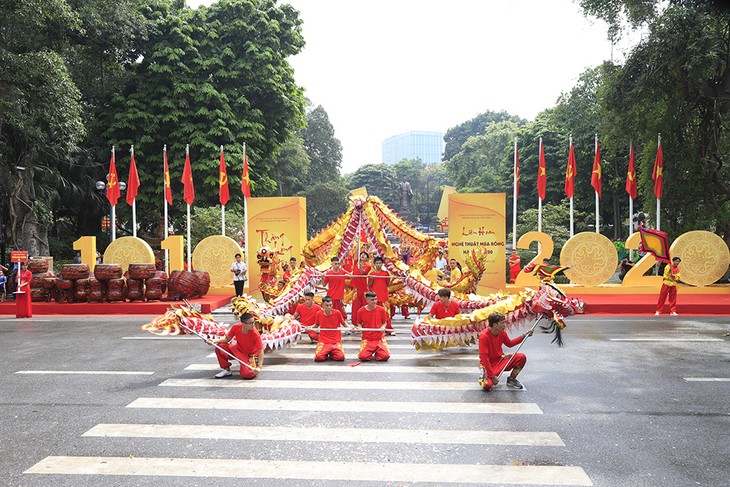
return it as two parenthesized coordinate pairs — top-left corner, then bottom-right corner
(350, 251), (371, 325)
(355, 292), (390, 361)
(311, 296), (349, 361)
(368, 256), (394, 335)
(508, 250), (521, 284)
(208, 312), (264, 379)
(293, 291), (323, 342)
(321, 257), (347, 319)
(655, 257), (681, 316)
(428, 287), (460, 319)
(15, 262), (33, 318)
(478, 311), (533, 390)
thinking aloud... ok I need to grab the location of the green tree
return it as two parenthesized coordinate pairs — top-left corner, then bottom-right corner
(184, 205), (246, 248)
(268, 135), (311, 196)
(297, 181), (350, 237)
(346, 164), (398, 209)
(302, 104), (342, 184)
(443, 110), (526, 161)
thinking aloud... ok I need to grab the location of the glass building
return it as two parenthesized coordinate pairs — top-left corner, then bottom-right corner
(382, 131), (444, 165)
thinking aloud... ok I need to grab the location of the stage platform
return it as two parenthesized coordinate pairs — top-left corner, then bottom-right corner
(0, 294), (233, 316)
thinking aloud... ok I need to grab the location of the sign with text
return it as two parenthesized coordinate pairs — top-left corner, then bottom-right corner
(448, 193), (506, 294)
(246, 197), (307, 299)
(10, 250), (28, 263)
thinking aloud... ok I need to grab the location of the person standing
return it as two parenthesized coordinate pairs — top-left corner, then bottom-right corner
(15, 262), (34, 318)
(428, 288), (460, 319)
(230, 253), (247, 297)
(655, 257), (681, 316)
(350, 251), (371, 326)
(311, 296), (349, 362)
(0, 270), (6, 302)
(508, 250), (521, 284)
(368, 256), (394, 335)
(434, 248), (448, 272)
(478, 311), (533, 391)
(354, 291), (390, 362)
(208, 313), (264, 379)
(293, 291), (323, 343)
(321, 257), (347, 319)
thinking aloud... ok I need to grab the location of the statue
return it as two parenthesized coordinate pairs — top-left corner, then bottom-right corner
(399, 179), (413, 210)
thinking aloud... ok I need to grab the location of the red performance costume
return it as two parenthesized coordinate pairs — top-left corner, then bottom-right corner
(350, 263), (371, 324)
(323, 269), (348, 319)
(508, 255), (521, 284)
(656, 263), (680, 314)
(314, 309), (346, 361)
(214, 323), (263, 379)
(356, 305), (390, 361)
(478, 327), (526, 391)
(429, 300), (460, 319)
(15, 268), (33, 318)
(295, 302), (323, 341)
(368, 269), (393, 333)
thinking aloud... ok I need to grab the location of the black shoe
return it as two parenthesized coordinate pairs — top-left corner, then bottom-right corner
(506, 377), (524, 389)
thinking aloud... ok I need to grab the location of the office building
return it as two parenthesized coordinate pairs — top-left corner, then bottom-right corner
(382, 131), (444, 165)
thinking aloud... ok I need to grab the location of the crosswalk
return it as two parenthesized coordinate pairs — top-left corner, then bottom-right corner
(23, 319), (594, 485)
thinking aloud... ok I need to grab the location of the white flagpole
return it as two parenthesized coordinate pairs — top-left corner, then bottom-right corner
(595, 134), (599, 233)
(538, 137), (543, 233)
(111, 146), (116, 242)
(131, 145), (137, 237)
(569, 136), (574, 238)
(656, 134), (661, 231)
(628, 141), (633, 239)
(186, 144), (192, 271)
(221, 145), (226, 237)
(163, 145), (169, 275)
(512, 137), (518, 249)
(243, 143), (249, 265)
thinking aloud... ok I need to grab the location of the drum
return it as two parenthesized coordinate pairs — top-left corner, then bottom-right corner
(128, 263), (156, 279)
(30, 287), (49, 302)
(30, 272), (55, 289)
(126, 278), (144, 301)
(106, 278), (126, 302)
(56, 279), (74, 291)
(168, 270), (199, 299)
(87, 278), (104, 302)
(42, 276), (59, 290)
(27, 259), (49, 273)
(193, 270), (210, 297)
(155, 270), (168, 294)
(62, 264), (90, 280)
(94, 264), (122, 280)
(73, 278), (90, 302)
(145, 277), (163, 300)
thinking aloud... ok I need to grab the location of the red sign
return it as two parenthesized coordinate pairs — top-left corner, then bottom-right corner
(11, 250), (28, 263)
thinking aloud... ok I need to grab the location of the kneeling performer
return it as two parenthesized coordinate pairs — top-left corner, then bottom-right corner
(478, 311), (532, 390)
(312, 296), (348, 361)
(355, 291), (390, 362)
(208, 312), (264, 379)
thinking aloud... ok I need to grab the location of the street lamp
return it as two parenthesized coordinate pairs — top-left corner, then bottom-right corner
(96, 179), (126, 242)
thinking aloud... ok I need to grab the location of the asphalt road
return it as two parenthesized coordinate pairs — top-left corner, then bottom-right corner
(0, 312), (728, 486)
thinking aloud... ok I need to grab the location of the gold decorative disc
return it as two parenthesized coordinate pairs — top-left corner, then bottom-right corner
(192, 235), (244, 288)
(560, 232), (617, 286)
(103, 236), (155, 273)
(670, 231), (730, 287)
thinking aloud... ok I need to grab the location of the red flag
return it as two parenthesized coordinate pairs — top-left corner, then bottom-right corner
(106, 148), (121, 206)
(241, 146), (251, 198)
(126, 147), (140, 205)
(591, 139), (602, 198)
(652, 139), (663, 199)
(537, 138), (547, 200)
(626, 143), (637, 199)
(564, 140), (577, 199)
(219, 147), (230, 206)
(163, 147), (173, 205)
(514, 142), (520, 200)
(182, 146), (195, 205)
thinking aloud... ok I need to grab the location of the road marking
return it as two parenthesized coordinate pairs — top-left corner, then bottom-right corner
(128, 397), (542, 414)
(160, 378), (480, 390)
(123, 336), (199, 340)
(25, 456), (591, 484)
(84, 423), (563, 446)
(15, 370), (154, 375)
(684, 378), (730, 382)
(610, 338), (723, 342)
(208, 352), (478, 360)
(185, 363), (477, 374)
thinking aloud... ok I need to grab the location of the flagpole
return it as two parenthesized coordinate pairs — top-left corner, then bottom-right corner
(163, 145), (169, 275)
(595, 135), (599, 234)
(243, 143), (250, 265)
(111, 146), (117, 242)
(512, 137), (518, 249)
(628, 141), (633, 239)
(130, 145), (137, 237)
(186, 144), (192, 271)
(656, 134), (661, 231)
(538, 137), (543, 233)
(569, 136), (574, 238)
(221, 145), (226, 237)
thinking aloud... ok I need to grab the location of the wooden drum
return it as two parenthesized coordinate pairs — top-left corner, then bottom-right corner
(127, 278), (144, 301)
(193, 270), (210, 297)
(62, 264), (90, 280)
(168, 270), (199, 299)
(106, 278), (126, 302)
(28, 259), (49, 273)
(128, 263), (156, 280)
(94, 264), (122, 280)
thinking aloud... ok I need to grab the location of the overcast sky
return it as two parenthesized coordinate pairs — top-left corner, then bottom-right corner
(187, 1), (639, 173)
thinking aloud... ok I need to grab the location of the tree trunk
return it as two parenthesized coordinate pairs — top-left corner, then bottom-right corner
(10, 163), (49, 256)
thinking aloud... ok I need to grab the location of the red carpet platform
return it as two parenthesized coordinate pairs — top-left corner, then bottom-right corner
(574, 292), (730, 316)
(0, 294), (233, 316)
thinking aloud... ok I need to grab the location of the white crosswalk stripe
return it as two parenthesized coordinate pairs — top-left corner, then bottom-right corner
(186, 363), (477, 374)
(207, 351), (478, 360)
(159, 378), (481, 390)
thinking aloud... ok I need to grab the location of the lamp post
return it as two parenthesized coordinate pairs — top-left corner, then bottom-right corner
(96, 179), (126, 242)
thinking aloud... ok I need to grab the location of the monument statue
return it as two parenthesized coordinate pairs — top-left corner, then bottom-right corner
(399, 179), (413, 210)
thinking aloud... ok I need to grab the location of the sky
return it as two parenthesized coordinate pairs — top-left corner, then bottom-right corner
(187, 1), (639, 174)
